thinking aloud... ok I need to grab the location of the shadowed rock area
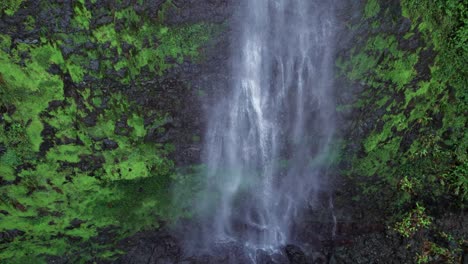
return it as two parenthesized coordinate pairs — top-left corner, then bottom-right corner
(0, 0), (466, 263)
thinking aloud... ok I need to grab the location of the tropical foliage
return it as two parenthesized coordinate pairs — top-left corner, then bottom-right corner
(337, 0), (467, 262)
(0, 0), (216, 262)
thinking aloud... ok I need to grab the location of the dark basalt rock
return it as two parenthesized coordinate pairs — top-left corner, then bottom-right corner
(0, 229), (25, 244)
(285, 245), (307, 264)
(66, 219), (85, 230)
(89, 59), (100, 71)
(102, 138), (119, 150)
(95, 15), (113, 26)
(115, 230), (182, 264)
(60, 45), (76, 58)
(0, 143), (6, 156)
(114, 116), (131, 136)
(83, 112), (98, 127)
(167, 0), (233, 25)
(77, 155), (105, 172)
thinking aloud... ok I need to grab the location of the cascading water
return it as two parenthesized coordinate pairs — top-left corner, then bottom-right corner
(195, 0), (337, 256)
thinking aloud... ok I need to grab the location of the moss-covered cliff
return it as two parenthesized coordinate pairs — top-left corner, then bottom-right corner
(0, 0), (466, 263)
(0, 0), (226, 262)
(334, 0), (467, 262)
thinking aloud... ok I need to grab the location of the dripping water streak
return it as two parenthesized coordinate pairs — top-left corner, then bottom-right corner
(194, 0), (339, 256)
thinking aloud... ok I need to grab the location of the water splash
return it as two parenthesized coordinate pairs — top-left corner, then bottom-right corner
(196, 0), (338, 254)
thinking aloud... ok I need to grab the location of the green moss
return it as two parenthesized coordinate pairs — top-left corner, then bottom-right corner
(394, 203), (432, 238)
(60, 0), (220, 83)
(0, 89), (177, 261)
(364, 0), (380, 18)
(0, 0), (24, 16)
(45, 100), (79, 140)
(26, 118), (44, 152)
(103, 149), (152, 181)
(0, 39), (64, 127)
(30, 43), (64, 68)
(339, 0), (467, 247)
(22, 15), (36, 31)
(93, 24), (119, 48)
(1, 154), (18, 182)
(72, 0), (92, 30)
(336, 52), (378, 81)
(192, 135), (201, 143)
(387, 53), (418, 90)
(128, 113), (146, 138)
(0, 163), (15, 181)
(0, 0), (221, 261)
(46, 144), (91, 163)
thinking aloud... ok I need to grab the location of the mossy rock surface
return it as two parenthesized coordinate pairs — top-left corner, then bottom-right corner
(0, 0), (225, 262)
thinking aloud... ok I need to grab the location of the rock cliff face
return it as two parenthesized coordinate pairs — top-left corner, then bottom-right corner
(0, 0), (234, 262)
(0, 0), (234, 163)
(117, 0), (467, 263)
(1, 0), (465, 263)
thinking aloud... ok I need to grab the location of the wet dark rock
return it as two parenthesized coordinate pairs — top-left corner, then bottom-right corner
(114, 20), (125, 32)
(115, 68), (127, 79)
(256, 249), (275, 264)
(102, 139), (119, 150)
(154, 129), (173, 144)
(60, 45), (76, 58)
(77, 155), (105, 172)
(310, 252), (327, 264)
(39, 123), (58, 154)
(414, 48), (435, 81)
(0, 229), (25, 244)
(90, 60), (100, 71)
(114, 117), (130, 136)
(133, 4), (146, 15)
(14, 38), (38, 45)
(0, 143), (6, 156)
(285, 245), (307, 264)
(48, 63), (63, 75)
(83, 112), (98, 127)
(84, 41), (96, 50)
(66, 219), (84, 230)
(121, 41), (133, 53)
(397, 18), (411, 34)
(95, 15), (113, 26)
(328, 255), (337, 264)
(328, 232), (416, 264)
(167, 0), (233, 25)
(116, 230), (181, 264)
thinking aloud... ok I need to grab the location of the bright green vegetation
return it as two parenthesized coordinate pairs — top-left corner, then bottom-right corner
(363, 0), (380, 19)
(48, 0), (218, 84)
(338, 0), (466, 262)
(393, 203), (432, 238)
(0, 0), (217, 262)
(0, 0), (24, 16)
(0, 90), (178, 262)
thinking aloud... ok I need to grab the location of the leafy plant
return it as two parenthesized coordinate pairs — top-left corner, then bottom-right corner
(0, 0), (220, 261)
(0, 0), (24, 16)
(338, 0), (467, 261)
(394, 203), (432, 238)
(364, 0), (380, 18)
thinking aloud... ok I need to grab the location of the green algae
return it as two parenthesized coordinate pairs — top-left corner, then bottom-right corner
(337, 0), (467, 261)
(0, 0), (220, 261)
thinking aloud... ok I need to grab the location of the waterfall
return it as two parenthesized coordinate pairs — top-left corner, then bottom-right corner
(196, 0), (337, 254)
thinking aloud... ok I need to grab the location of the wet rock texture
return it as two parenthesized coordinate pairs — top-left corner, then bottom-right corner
(114, 0), (467, 262)
(114, 0), (466, 263)
(2, 0), (465, 263)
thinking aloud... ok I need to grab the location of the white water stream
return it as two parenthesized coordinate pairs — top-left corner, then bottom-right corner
(196, 0), (338, 256)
